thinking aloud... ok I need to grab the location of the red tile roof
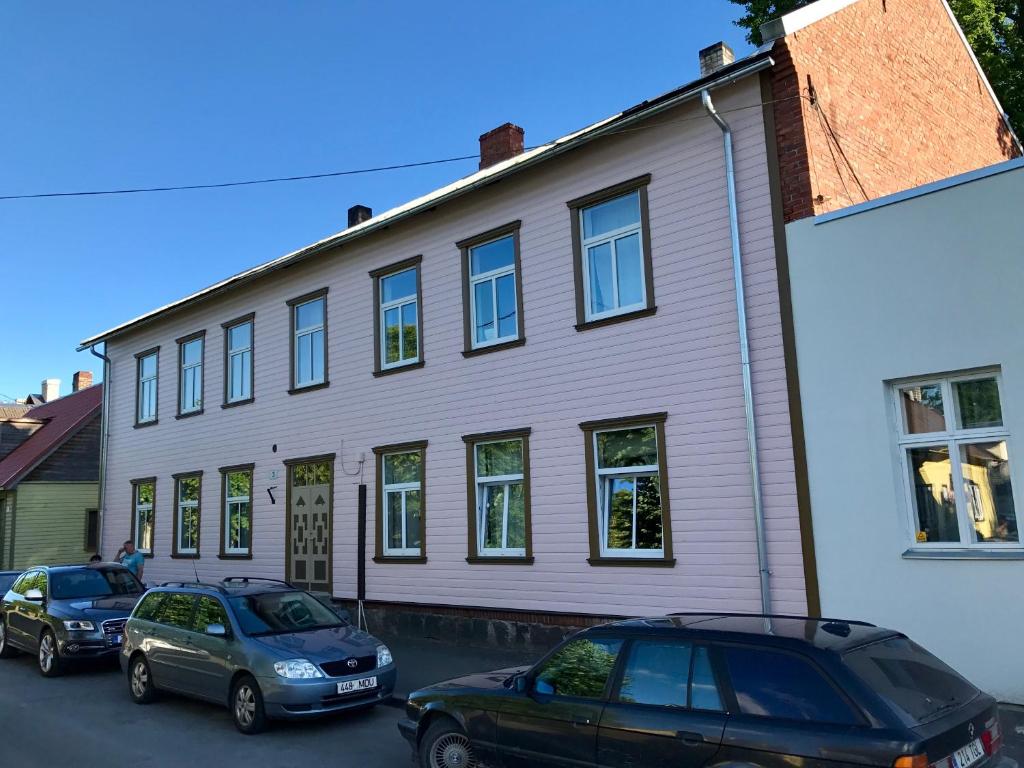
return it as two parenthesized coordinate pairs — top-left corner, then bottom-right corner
(0, 384), (102, 489)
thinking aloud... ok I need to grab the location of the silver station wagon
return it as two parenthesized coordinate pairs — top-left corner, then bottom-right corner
(120, 577), (397, 733)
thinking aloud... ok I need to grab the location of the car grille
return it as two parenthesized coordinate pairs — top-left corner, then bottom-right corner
(102, 619), (126, 636)
(319, 655), (375, 677)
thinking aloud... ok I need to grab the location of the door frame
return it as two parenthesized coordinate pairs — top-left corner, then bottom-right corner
(283, 453), (336, 594)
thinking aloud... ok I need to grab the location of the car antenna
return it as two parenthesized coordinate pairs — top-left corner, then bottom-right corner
(191, 557), (201, 585)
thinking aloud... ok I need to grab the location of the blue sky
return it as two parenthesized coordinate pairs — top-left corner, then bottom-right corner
(0, 1), (749, 400)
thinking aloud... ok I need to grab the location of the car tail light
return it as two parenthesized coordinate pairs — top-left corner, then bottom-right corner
(982, 719), (1002, 756)
(894, 755), (929, 768)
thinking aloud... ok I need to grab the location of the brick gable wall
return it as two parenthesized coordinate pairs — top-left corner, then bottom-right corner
(770, 0), (1018, 223)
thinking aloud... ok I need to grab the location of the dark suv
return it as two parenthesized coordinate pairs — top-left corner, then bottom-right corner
(0, 563), (143, 676)
(400, 614), (1014, 768)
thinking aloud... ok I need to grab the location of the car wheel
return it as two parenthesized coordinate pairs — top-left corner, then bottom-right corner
(0, 618), (18, 658)
(420, 719), (478, 768)
(128, 655), (157, 704)
(37, 629), (63, 677)
(231, 674), (267, 735)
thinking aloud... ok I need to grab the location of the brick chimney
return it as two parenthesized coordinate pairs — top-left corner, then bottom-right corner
(72, 371), (93, 392)
(41, 378), (60, 402)
(348, 205), (372, 228)
(699, 42), (735, 77)
(479, 123), (525, 170)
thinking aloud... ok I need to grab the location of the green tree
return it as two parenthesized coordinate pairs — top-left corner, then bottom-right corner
(729, 0), (1022, 129)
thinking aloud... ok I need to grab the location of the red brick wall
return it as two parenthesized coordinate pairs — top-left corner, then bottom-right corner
(771, 0), (1018, 223)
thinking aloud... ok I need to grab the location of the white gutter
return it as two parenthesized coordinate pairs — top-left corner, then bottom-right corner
(701, 89), (772, 615)
(77, 54), (774, 351)
(88, 343), (110, 557)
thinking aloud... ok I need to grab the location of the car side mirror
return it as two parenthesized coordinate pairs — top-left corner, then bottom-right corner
(205, 623), (228, 638)
(514, 674), (529, 694)
(24, 588), (44, 603)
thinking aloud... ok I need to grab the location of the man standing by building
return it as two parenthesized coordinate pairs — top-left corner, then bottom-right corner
(115, 540), (145, 583)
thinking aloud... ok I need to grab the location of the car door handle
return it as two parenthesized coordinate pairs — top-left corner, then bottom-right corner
(676, 731), (705, 746)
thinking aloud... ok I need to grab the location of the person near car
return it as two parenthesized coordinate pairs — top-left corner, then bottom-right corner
(115, 540), (144, 582)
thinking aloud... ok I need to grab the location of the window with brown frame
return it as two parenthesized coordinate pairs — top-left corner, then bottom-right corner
(370, 256), (424, 376)
(130, 478), (156, 556)
(176, 330), (205, 418)
(457, 221), (526, 357)
(463, 428), (533, 564)
(372, 441), (426, 563)
(134, 347), (159, 427)
(567, 175), (656, 331)
(580, 413), (674, 567)
(287, 288), (328, 393)
(222, 313), (254, 408)
(219, 463), (254, 559)
(172, 471), (202, 558)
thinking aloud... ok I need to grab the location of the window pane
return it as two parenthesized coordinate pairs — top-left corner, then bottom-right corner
(182, 339), (202, 366)
(192, 597), (229, 633)
(311, 329), (324, 382)
(507, 483), (526, 550)
(483, 485), (505, 549)
(156, 594), (196, 630)
(477, 440), (523, 477)
(401, 301), (418, 360)
(137, 482), (154, 505)
(134, 593), (165, 622)
(907, 446), (960, 543)
(180, 508), (198, 550)
(179, 477), (199, 502)
(381, 268), (417, 303)
(295, 298), (323, 330)
(496, 273), (517, 338)
(619, 641), (691, 707)
(615, 233), (643, 308)
(956, 378), (1003, 429)
(725, 646), (859, 724)
(239, 351), (251, 397)
(387, 492), (403, 549)
(297, 333), (312, 383)
(140, 354), (157, 379)
(635, 475), (663, 550)
(692, 646), (723, 711)
(405, 490), (422, 549)
(470, 235), (514, 275)
(384, 451), (420, 485)
(227, 472), (251, 498)
(138, 509), (154, 551)
(582, 191), (640, 239)
(587, 242), (614, 315)
(534, 638), (623, 699)
(230, 501), (251, 549)
(961, 441), (1017, 542)
(384, 307), (401, 364)
(901, 384), (945, 434)
(606, 477), (634, 550)
(598, 427), (658, 468)
(228, 322), (251, 351)
(474, 280), (495, 343)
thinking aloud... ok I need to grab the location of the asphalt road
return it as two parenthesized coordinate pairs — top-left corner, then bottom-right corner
(0, 652), (413, 768)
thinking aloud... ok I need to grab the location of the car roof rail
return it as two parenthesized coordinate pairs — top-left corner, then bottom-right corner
(665, 611), (877, 628)
(158, 581), (229, 594)
(221, 577), (294, 589)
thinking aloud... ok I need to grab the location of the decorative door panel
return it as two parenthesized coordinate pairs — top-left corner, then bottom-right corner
(288, 461), (332, 591)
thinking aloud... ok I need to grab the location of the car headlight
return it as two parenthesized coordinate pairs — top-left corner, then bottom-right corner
(63, 620), (95, 631)
(273, 659), (323, 679)
(376, 644), (393, 668)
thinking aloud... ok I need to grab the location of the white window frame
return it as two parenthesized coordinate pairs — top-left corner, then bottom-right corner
(474, 439), (526, 557)
(382, 452), (421, 557)
(226, 320), (252, 403)
(134, 483), (154, 555)
(579, 190), (646, 323)
(469, 235), (519, 349)
(176, 477), (199, 555)
(593, 425), (664, 559)
(179, 338), (203, 414)
(892, 369), (1018, 550)
(224, 472), (252, 555)
(294, 297), (325, 388)
(137, 352), (158, 423)
(379, 268), (420, 369)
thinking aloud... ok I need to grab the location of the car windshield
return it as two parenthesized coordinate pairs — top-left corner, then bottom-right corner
(843, 636), (979, 726)
(50, 568), (144, 600)
(228, 590), (345, 636)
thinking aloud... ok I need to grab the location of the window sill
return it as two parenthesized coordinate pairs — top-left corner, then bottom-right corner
(466, 555), (535, 565)
(373, 360), (425, 378)
(372, 555), (427, 564)
(133, 420), (159, 429)
(901, 548), (1024, 561)
(587, 556), (675, 568)
(288, 381), (330, 395)
(218, 553), (253, 560)
(575, 306), (657, 332)
(222, 398), (254, 410)
(175, 409), (204, 420)
(462, 337), (526, 358)
(170, 553), (200, 560)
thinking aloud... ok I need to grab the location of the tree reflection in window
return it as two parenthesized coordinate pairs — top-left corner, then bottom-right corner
(534, 638), (623, 699)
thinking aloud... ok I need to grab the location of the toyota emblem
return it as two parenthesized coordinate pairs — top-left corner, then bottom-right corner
(346, 658), (358, 669)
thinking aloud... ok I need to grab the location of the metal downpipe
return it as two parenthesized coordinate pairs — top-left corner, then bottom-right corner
(701, 88), (772, 615)
(89, 343), (111, 558)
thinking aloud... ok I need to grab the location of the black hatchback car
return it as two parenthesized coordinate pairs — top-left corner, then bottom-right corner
(400, 614), (1013, 768)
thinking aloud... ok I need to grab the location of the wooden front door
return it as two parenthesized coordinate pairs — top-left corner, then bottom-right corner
(287, 459), (332, 592)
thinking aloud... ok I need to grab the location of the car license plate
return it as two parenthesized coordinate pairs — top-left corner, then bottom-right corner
(953, 738), (985, 768)
(337, 676), (377, 695)
(110, 634), (122, 645)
